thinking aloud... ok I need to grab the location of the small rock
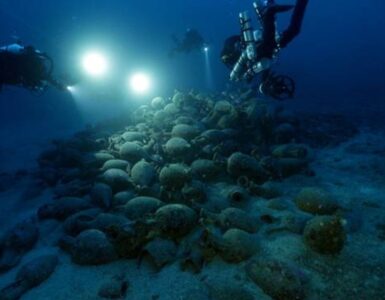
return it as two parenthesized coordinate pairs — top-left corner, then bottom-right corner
(295, 187), (339, 215)
(38, 197), (92, 220)
(171, 124), (199, 141)
(101, 159), (130, 172)
(64, 229), (118, 265)
(90, 183), (113, 209)
(0, 218), (39, 273)
(119, 142), (147, 163)
(159, 164), (191, 190)
(113, 191), (135, 207)
(164, 137), (191, 157)
(221, 229), (258, 263)
(272, 144), (310, 159)
(227, 152), (267, 182)
(100, 169), (131, 192)
(141, 238), (177, 270)
(303, 215), (346, 255)
(131, 160), (156, 187)
(218, 208), (260, 233)
(0, 254), (58, 300)
(98, 277), (129, 299)
(191, 159), (221, 181)
(84, 152), (115, 168)
(151, 96), (166, 110)
(154, 204), (197, 239)
(123, 197), (164, 220)
(63, 208), (102, 236)
(246, 258), (307, 300)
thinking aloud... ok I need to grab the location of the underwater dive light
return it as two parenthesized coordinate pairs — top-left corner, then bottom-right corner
(129, 72), (152, 94)
(82, 51), (109, 77)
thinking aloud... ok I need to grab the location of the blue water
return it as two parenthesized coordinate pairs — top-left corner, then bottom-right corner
(0, 1), (385, 299)
(1, 0), (384, 122)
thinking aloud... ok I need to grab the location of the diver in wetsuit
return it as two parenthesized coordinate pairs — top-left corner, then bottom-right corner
(221, 0), (309, 100)
(0, 43), (66, 92)
(169, 29), (206, 57)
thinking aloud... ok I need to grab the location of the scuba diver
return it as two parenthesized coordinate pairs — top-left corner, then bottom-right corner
(169, 28), (207, 58)
(221, 0), (309, 100)
(0, 42), (67, 92)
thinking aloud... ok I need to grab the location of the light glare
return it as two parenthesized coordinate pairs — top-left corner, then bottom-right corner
(82, 51), (108, 77)
(129, 73), (151, 94)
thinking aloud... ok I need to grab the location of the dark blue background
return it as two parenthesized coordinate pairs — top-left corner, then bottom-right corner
(0, 0), (384, 170)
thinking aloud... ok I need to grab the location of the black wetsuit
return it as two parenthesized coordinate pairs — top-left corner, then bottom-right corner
(222, 0), (309, 67)
(0, 47), (52, 90)
(221, 35), (242, 68)
(0, 51), (23, 86)
(259, 0), (309, 60)
(280, 0), (309, 47)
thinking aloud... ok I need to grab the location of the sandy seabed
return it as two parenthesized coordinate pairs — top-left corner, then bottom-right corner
(0, 125), (385, 300)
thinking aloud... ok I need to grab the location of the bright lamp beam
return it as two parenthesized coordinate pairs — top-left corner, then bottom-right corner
(129, 73), (151, 94)
(82, 51), (109, 77)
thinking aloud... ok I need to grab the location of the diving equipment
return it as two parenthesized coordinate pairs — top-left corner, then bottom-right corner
(240, 11), (257, 61)
(0, 43), (67, 93)
(259, 73), (295, 100)
(0, 43), (24, 54)
(230, 52), (248, 82)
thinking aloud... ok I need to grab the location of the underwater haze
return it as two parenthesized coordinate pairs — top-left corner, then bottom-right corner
(1, 1), (385, 299)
